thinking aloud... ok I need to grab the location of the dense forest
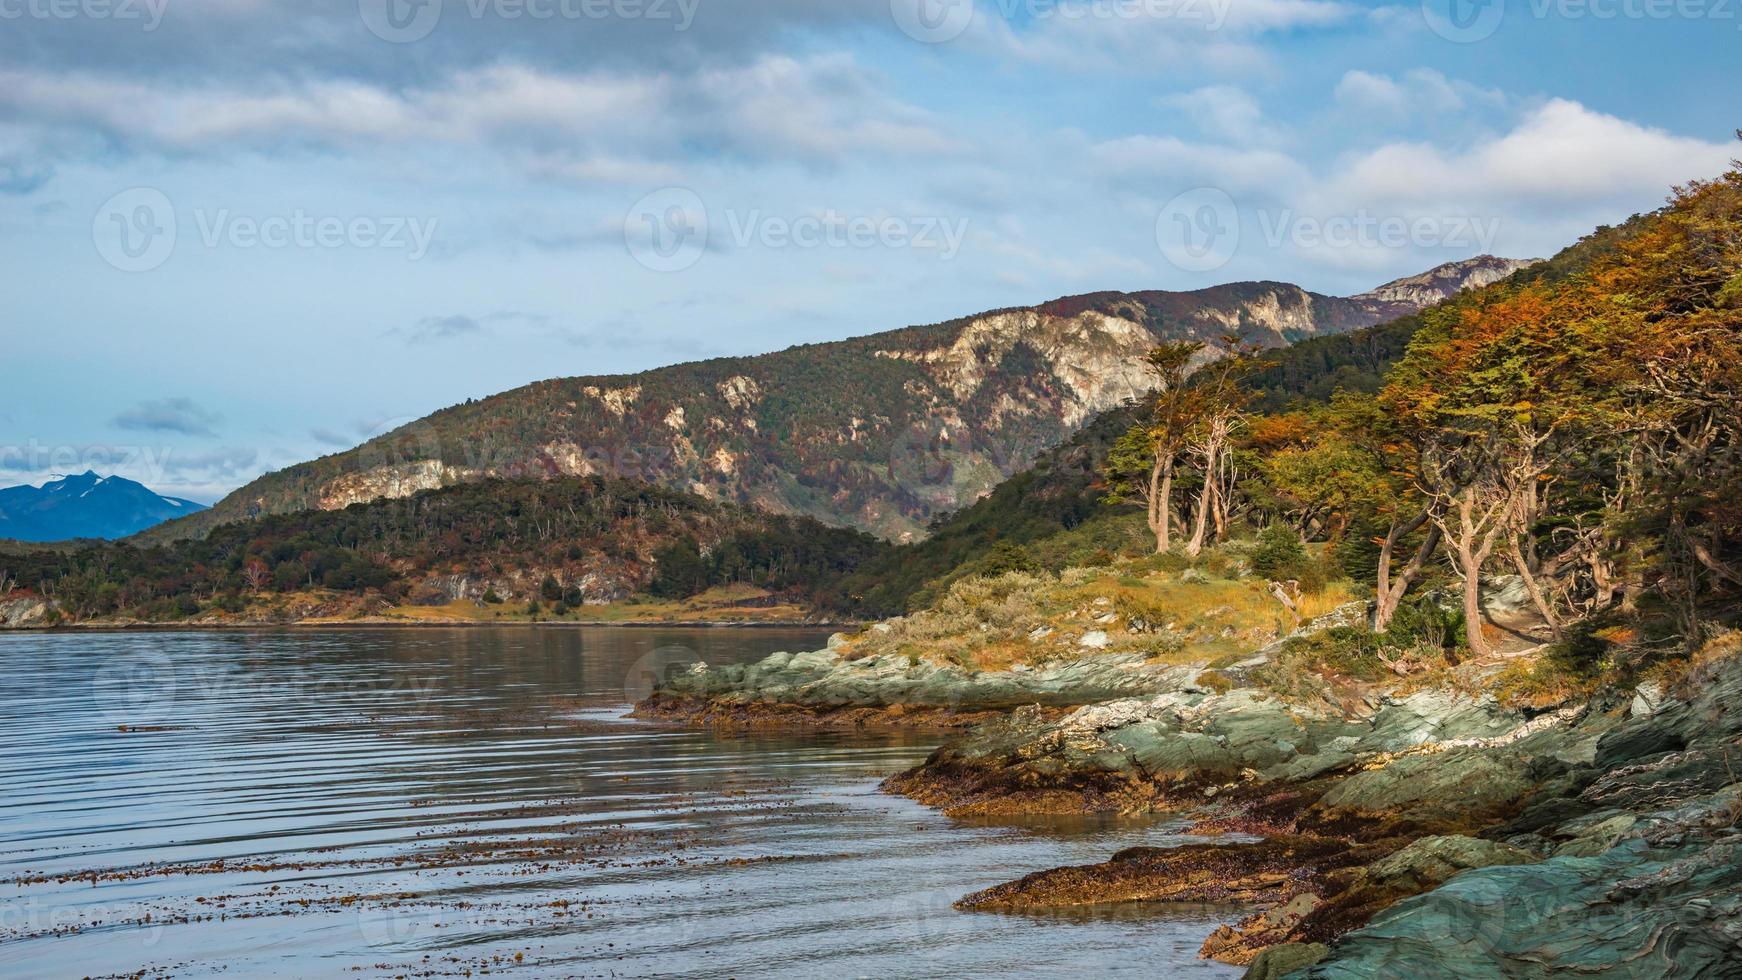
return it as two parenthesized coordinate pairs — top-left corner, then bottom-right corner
(0, 477), (886, 621)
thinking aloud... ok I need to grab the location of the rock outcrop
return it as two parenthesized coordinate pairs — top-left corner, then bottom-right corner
(1352, 255), (1541, 307)
(1287, 643), (1742, 977)
(884, 686), (1544, 819)
(0, 595), (56, 628)
(637, 580), (1742, 977)
(634, 645), (1207, 730)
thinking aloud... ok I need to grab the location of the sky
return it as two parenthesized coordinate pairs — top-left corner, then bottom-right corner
(0, 0), (1735, 502)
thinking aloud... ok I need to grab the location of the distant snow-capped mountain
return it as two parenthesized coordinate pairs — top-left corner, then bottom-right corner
(0, 472), (207, 542)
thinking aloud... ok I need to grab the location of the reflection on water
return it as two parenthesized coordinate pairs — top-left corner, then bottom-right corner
(0, 627), (1240, 978)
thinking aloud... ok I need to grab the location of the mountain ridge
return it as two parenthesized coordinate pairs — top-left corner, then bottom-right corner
(145, 255), (1535, 545)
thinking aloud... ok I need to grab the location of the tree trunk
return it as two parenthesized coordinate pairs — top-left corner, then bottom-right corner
(1211, 451), (1231, 542)
(1374, 510), (1440, 633)
(1432, 486), (1502, 662)
(1185, 427), (1226, 559)
(1185, 478), (1214, 557)
(1506, 534), (1562, 634)
(1147, 454), (1175, 553)
(1458, 551), (1486, 662)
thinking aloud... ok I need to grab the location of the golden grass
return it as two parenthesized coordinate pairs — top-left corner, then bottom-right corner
(843, 553), (1359, 671)
(370, 585), (822, 625)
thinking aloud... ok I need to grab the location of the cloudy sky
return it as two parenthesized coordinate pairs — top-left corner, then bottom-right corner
(0, 0), (1734, 501)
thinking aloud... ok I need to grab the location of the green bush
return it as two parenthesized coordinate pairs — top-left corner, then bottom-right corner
(979, 542), (1041, 578)
(1383, 594), (1466, 653)
(1251, 524), (1309, 579)
(1332, 517), (1381, 584)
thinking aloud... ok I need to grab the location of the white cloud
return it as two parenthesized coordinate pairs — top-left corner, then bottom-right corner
(1158, 85), (1275, 145)
(1077, 96), (1733, 281)
(113, 398), (222, 437)
(966, 0), (1358, 73)
(1327, 99), (1734, 207)
(1332, 68), (1500, 118)
(0, 55), (957, 171)
(1087, 133), (1310, 196)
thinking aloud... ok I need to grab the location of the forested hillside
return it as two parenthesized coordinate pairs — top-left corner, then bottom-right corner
(140, 260), (1526, 546)
(0, 477), (886, 623)
(3, 169), (1730, 636)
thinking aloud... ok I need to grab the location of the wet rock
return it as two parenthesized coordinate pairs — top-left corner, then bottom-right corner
(1204, 835), (1537, 965)
(1242, 943), (1329, 979)
(1360, 835), (1539, 894)
(888, 680), (1540, 819)
(1204, 892), (1321, 965)
(1294, 839), (1742, 979)
(955, 835), (1370, 911)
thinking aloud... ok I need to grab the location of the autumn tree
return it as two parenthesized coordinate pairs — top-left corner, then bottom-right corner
(1184, 340), (1261, 557)
(1105, 341), (1203, 553)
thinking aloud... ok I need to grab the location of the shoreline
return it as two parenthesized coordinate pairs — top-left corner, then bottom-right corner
(0, 618), (860, 634)
(637, 636), (1742, 976)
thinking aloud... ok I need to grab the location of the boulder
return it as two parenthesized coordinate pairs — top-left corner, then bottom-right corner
(1294, 839), (1742, 979)
(1243, 943), (1329, 979)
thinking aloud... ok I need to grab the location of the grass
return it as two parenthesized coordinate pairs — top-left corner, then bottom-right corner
(839, 547), (1357, 672)
(176, 583), (831, 626)
(378, 585), (823, 625)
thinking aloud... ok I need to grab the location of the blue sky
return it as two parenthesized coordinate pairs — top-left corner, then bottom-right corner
(0, 0), (1735, 500)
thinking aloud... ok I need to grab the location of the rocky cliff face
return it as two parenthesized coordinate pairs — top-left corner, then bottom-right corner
(152, 257), (1534, 544)
(1352, 255), (1540, 307)
(0, 595), (56, 628)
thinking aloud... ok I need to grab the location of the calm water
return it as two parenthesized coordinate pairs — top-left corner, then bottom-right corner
(0, 628), (1241, 978)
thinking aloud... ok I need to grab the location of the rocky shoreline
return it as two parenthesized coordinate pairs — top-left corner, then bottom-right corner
(639, 628), (1742, 976)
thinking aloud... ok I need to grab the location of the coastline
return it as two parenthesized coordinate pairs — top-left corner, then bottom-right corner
(636, 632), (1742, 976)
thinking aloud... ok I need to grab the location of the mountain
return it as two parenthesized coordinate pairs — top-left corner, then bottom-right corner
(1348, 254), (1540, 306)
(0, 472), (207, 542)
(147, 256), (1534, 546)
(849, 250), (1597, 609)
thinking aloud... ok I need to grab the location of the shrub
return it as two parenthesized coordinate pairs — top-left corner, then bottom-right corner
(1251, 524), (1310, 581)
(979, 542), (1041, 578)
(1383, 594), (1466, 653)
(540, 575), (563, 602)
(1332, 518), (1381, 584)
(1196, 670), (1235, 693)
